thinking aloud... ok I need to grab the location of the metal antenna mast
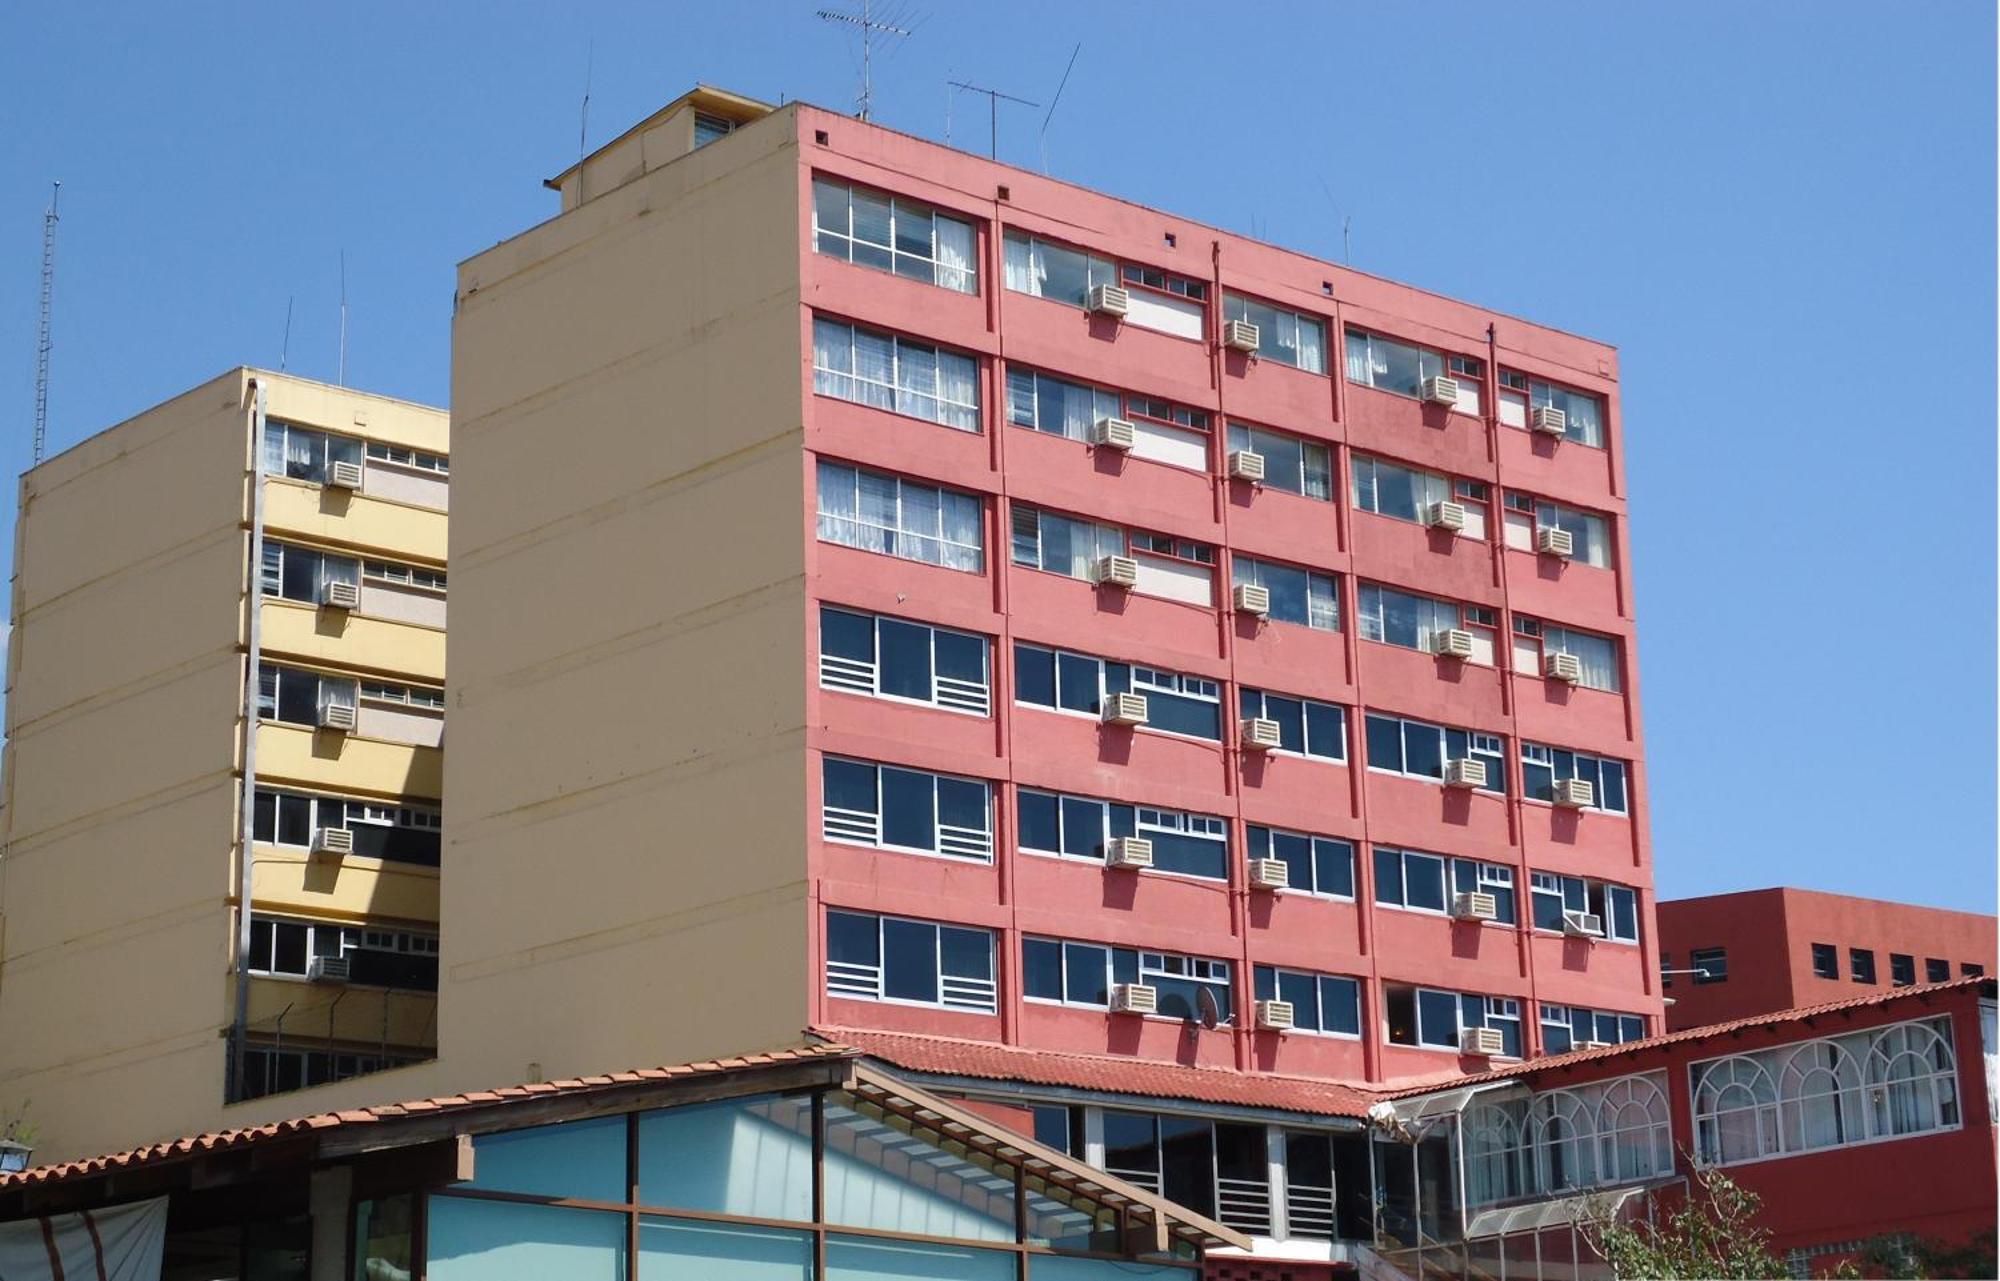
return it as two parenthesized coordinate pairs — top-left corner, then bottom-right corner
(1038, 43), (1082, 175)
(337, 250), (348, 387)
(818, 0), (913, 121)
(947, 80), (1037, 160)
(32, 182), (60, 467)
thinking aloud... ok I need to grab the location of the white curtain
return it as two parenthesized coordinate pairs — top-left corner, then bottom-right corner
(936, 351), (978, 430)
(0, 1196), (166, 1280)
(1002, 234), (1042, 295)
(934, 217), (975, 293)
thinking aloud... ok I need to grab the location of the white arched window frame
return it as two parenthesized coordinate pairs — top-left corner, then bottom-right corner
(1595, 1076), (1672, 1183)
(1775, 1038), (1866, 1153)
(1865, 1021), (1959, 1139)
(1529, 1089), (1599, 1193)
(1463, 1100), (1534, 1206)
(1692, 1056), (1778, 1165)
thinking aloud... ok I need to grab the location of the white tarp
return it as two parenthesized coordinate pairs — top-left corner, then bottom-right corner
(0, 1195), (166, 1280)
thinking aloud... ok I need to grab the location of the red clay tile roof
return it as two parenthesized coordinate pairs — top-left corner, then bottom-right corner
(815, 1026), (1378, 1118)
(0, 1044), (858, 1189)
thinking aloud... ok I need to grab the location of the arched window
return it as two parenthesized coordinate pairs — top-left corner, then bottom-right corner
(1595, 1076), (1671, 1182)
(1775, 1040), (1864, 1152)
(1463, 1100), (1533, 1206)
(1691, 1056), (1777, 1165)
(1866, 1022), (1959, 1138)
(1530, 1090), (1599, 1192)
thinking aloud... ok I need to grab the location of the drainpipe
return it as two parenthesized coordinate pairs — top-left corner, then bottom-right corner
(229, 375), (268, 1101)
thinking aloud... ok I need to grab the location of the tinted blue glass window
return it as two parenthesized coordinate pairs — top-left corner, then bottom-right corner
(1018, 791), (1059, 851)
(640, 1217), (810, 1281)
(1149, 829), (1226, 880)
(881, 918), (938, 1003)
(1609, 887), (1637, 941)
(1405, 856), (1446, 911)
(821, 606), (874, 662)
(1263, 693), (1306, 752)
(466, 1116), (626, 1201)
(1544, 1018), (1573, 1054)
(1316, 839), (1355, 897)
(1601, 760), (1628, 812)
(428, 1198), (625, 1281)
(1015, 644), (1056, 707)
(1402, 723), (1443, 778)
(1417, 990), (1459, 1046)
(879, 767), (934, 849)
(1056, 652), (1101, 713)
(1374, 847), (1402, 904)
(1110, 948), (1139, 986)
(1305, 701), (1344, 758)
(1024, 938), (1063, 999)
(827, 911), (878, 968)
(934, 630), (985, 686)
(1148, 690), (1220, 740)
(1066, 943), (1110, 1005)
(1279, 971), (1317, 1025)
(939, 926), (991, 987)
(1320, 977), (1361, 1035)
(1620, 1015), (1645, 1042)
(824, 759), (876, 814)
(877, 619), (932, 701)
(1366, 714), (1402, 770)
(1061, 797), (1102, 857)
(937, 777), (987, 834)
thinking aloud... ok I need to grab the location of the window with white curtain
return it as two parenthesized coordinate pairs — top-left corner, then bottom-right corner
(1504, 491), (1611, 567)
(1003, 231), (1117, 307)
(1512, 616), (1621, 692)
(1691, 1016), (1961, 1167)
(1357, 582), (1494, 662)
(1010, 505), (1125, 580)
(1499, 369), (1606, 447)
(815, 461), (984, 572)
(257, 663), (357, 727)
(1226, 422), (1331, 499)
(262, 540), (360, 604)
(1343, 329), (1483, 413)
(812, 318), (980, 431)
(1223, 294), (1326, 373)
(812, 177), (977, 293)
(261, 420), (362, 485)
(1233, 556), (1338, 630)
(1352, 455), (1489, 539)
(1006, 367), (1120, 442)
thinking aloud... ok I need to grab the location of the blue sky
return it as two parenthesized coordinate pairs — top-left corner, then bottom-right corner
(2, 2), (1992, 910)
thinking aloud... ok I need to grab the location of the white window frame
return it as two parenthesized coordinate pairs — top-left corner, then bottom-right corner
(1238, 688), (1348, 762)
(811, 177), (978, 293)
(812, 317), (981, 431)
(1225, 422), (1333, 500)
(1351, 455), (1490, 540)
(824, 910), (997, 1013)
(1232, 556), (1339, 630)
(1357, 582), (1495, 663)
(1504, 490), (1610, 568)
(1365, 711), (1506, 793)
(1343, 329), (1484, 414)
(817, 605), (991, 717)
(1223, 293), (1327, 373)
(1512, 616), (1622, 692)
(815, 461), (986, 573)
(820, 757), (994, 862)
(1520, 741), (1630, 815)
(1245, 825), (1355, 900)
(1254, 965), (1363, 1039)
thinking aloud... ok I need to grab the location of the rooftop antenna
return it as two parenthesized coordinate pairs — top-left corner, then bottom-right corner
(280, 295), (294, 372)
(817, 0), (913, 121)
(337, 251), (348, 387)
(1318, 176), (1351, 265)
(31, 181), (59, 467)
(1038, 43), (1082, 175)
(579, 38), (594, 164)
(947, 80), (1037, 161)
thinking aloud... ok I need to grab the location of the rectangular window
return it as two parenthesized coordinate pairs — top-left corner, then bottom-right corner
(1233, 556), (1338, 630)
(1254, 966), (1362, 1037)
(1385, 985), (1521, 1058)
(257, 663), (357, 727)
(1023, 937), (1232, 1023)
(1499, 370), (1605, 447)
(1364, 712), (1505, 793)
(815, 460), (984, 572)
(1003, 230), (1118, 308)
(1375, 848), (1515, 923)
(1226, 422), (1332, 500)
(812, 178), (977, 293)
(1352, 455), (1489, 539)
(1014, 505), (1215, 604)
(261, 541), (361, 605)
(1014, 642), (1220, 739)
(261, 420), (363, 485)
(1117, 263), (1208, 340)
(1537, 1003), (1647, 1055)
(1018, 790), (1227, 880)
(1247, 826), (1354, 898)
(825, 910), (996, 1012)
(1223, 294), (1326, 373)
(360, 680), (445, 709)
(1691, 947), (1728, 984)
(1812, 943), (1840, 979)
(1962, 963), (1984, 977)
(820, 757), (993, 861)
(362, 559), (447, 592)
(1007, 370), (1214, 469)
(1503, 491), (1611, 568)
(1890, 953), (1916, 987)
(364, 442), (449, 473)
(247, 914), (438, 990)
(1512, 616), (1622, 692)
(692, 112), (735, 147)
(1850, 949), (1877, 983)
(1358, 582), (1495, 663)
(818, 605), (990, 715)
(1343, 329), (1482, 414)
(1520, 742), (1630, 814)
(1529, 873), (1639, 943)
(1238, 688), (1348, 761)
(811, 317), (980, 431)
(254, 788), (442, 866)
(1925, 958), (1951, 983)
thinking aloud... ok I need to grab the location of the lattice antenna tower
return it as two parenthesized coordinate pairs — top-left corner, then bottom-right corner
(32, 182), (60, 467)
(817, 0), (918, 121)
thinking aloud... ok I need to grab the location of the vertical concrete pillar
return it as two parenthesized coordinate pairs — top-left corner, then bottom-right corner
(310, 1165), (353, 1281)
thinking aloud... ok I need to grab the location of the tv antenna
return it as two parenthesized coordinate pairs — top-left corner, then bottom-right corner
(280, 295), (294, 372)
(337, 250), (349, 387)
(817, 0), (915, 121)
(31, 181), (60, 467)
(948, 79), (1037, 160)
(1038, 43), (1082, 175)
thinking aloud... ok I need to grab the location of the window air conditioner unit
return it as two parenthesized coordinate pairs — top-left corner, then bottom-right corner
(1551, 777), (1595, 809)
(317, 703), (358, 733)
(306, 956), (351, 984)
(1087, 283), (1131, 317)
(327, 460), (364, 490)
(1255, 999), (1295, 1032)
(1544, 651), (1583, 684)
(1442, 758), (1487, 790)
(321, 579), (361, 610)
(1536, 526), (1574, 557)
(1101, 692), (1150, 727)
(1563, 909), (1605, 938)
(1531, 405), (1568, 437)
(1460, 1026), (1505, 1057)
(1420, 375), (1460, 406)
(1094, 555), (1139, 588)
(313, 826), (354, 856)
(1426, 500), (1467, 532)
(1223, 319), (1261, 353)
(1451, 891), (1499, 922)
(1107, 837), (1154, 869)
(1248, 858), (1290, 891)
(1433, 628), (1475, 660)
(1227, 450), (1266, 482)
(1240, 717), (1283, 752)
(1110, 983), (1158, 1015)
(1233, 583), (1271, 618)
(1092, 416), (1137, 450)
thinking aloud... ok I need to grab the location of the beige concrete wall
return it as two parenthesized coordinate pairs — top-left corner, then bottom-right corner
(444, 107), (812, 1086)
(0, 370), (451, 1161)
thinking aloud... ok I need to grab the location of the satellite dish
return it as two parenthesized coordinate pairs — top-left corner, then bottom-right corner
(1196, 988), (1221, 1031)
